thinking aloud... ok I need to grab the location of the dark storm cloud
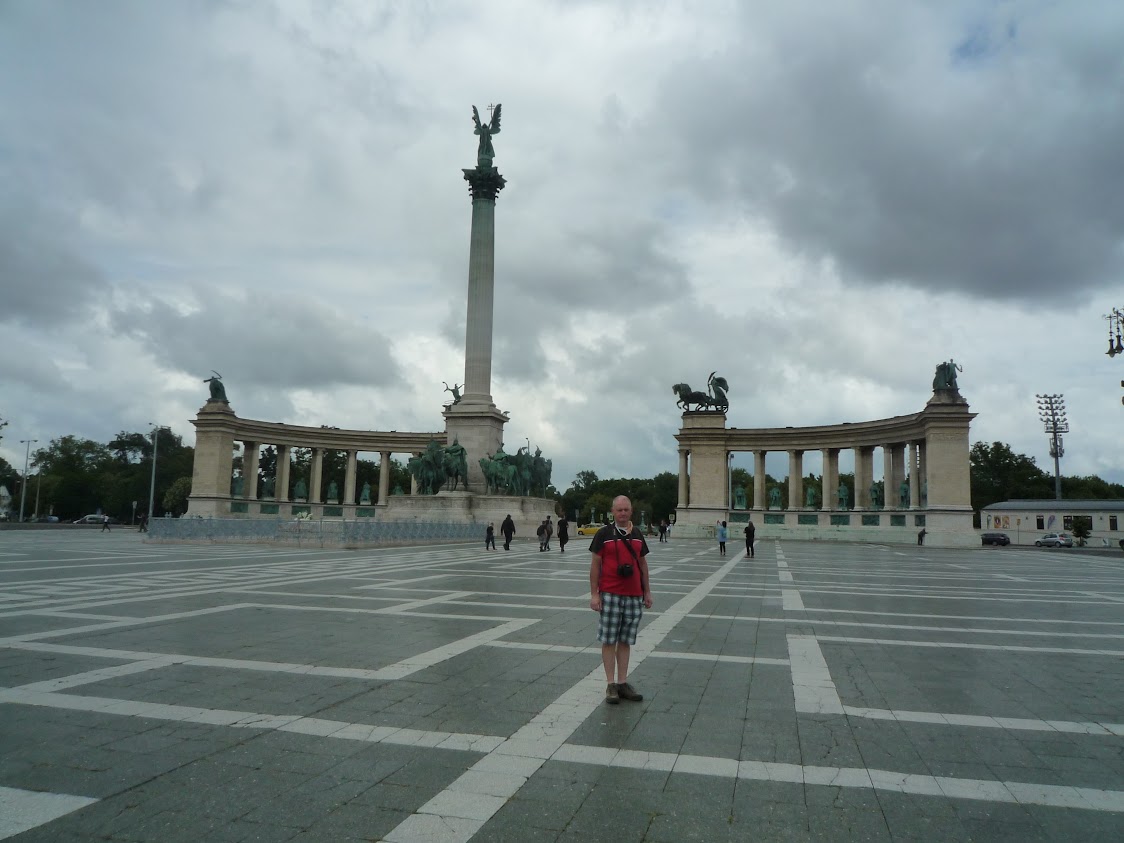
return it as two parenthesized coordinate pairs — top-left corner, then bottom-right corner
(110, 290), (402, 392)
(647, 3), (1124, 301)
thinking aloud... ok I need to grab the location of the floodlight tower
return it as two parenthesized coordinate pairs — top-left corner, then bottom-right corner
(1035, 394), (1068, 501)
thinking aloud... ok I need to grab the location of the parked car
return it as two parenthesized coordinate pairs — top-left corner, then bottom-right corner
(73, 514), (103, 524)
(576, 523), (603, 536)
(1035, 533), (1073, 548)
(981, 532), (1010, 546)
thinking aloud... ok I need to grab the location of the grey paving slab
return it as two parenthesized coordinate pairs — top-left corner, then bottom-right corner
(2, 533), (1124, 840)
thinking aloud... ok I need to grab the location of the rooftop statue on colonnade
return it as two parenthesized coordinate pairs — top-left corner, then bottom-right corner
(673, 371), (729, 412)
(443, 382), (463, 407)
(203, 370), (227, 402)
(932, 359), (962, 392)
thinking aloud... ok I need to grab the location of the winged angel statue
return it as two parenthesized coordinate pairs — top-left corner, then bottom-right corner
(472, 104), (501, 168)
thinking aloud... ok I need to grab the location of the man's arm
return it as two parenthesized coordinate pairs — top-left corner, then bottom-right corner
(589, 554), (602, 611)
(638, 554), (653, 609)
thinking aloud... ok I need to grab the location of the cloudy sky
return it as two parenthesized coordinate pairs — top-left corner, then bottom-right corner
(2, 0), (1123, 491)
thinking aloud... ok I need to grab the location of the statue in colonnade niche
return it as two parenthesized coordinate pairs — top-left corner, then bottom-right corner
(870, 484), (883, 510)
(231, 473), (243, 496)
(768, 486), (782, 510)
(261, 476), (275, 498)
(899, 480), (910, 508)
(294, 478), (308, 500)
(327, 481), (339, 502)
(733, 486), (747, 510)
(921, 480), (928, 507)
(360, 482), (372, 505)
(805, 485), (818, 508)
(837, 484), (850, 509)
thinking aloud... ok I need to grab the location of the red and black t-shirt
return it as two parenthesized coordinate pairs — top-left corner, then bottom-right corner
(590, 525), (649, 596)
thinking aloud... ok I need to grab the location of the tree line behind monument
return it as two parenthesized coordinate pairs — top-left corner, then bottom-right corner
(2, 431), (1122, 526)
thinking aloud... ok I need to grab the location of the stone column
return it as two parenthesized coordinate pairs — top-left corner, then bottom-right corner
(754, 450), (767, 510)
(788, 450), (803, 511)
(908, 442), (920, 510)
(186, 400), (237, 517)
(918, 443), (928, 506)
(678, 450), (689, 507)
(878, 446), (891, 509)
(344, 450), (358, 505)
(410, 454), (419, 495)
(276, 445), (291, 502)
(378, 451), (391, 506)
(855, 446), (873, 509)
(243, 441), (259, 499)
(444, 164), (509, 493)
(890, 444), (906, 508)
(310, 448), (324, 503)
(460, 166), (505, 406)
(824, 449), (840, 511)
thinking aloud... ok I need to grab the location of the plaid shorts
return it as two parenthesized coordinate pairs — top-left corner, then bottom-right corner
(597, 592), (643, 645)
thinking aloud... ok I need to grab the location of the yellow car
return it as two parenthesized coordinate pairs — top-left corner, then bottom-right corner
(575, 523), (603, 536)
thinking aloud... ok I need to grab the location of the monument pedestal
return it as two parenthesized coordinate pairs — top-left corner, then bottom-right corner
(444, 403), (507, 494)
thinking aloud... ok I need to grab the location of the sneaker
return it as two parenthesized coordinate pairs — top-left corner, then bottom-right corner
(616, 682), (643, 702)
(605, 683), (619, 705)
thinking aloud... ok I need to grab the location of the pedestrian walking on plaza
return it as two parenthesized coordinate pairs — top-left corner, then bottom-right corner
(138, 514), (148, 533)
(101, 514), (111, 532)
(501, 514), (515, 550)
(744, 519), (755, 558)
(717, 520), (728, 556)
(544, 516), (554, 551)
(557, 516), (569, 553)
(917, 528), (927, 546)
(590, 496), (652, 705)
(485, 522), (496, 550)
(658, 519), (667, 542)
(537, 520), (547, 551)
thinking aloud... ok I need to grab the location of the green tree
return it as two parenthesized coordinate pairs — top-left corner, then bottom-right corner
(163, 477), (192, 515)
(970, 441), (1051, 514)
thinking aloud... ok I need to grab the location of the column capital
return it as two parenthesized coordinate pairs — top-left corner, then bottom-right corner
(463, 166), (506, 201)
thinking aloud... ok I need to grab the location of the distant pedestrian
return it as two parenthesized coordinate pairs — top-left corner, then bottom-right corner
(138, 514), (148, 533)
(101, 514), (111, 532)
(917, 528), (927, 546)
(486, 522), (496, 550)
(658, 520), (667, 543)
(544, 516), (554, 551)
(717, 520), (728, 556)
(557, 516), (569, 553)
(744, 519), (755, 558)
(537, 520), (547, 551)
(501, 514), (515, 550)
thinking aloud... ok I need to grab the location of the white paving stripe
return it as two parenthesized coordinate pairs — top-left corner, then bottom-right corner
(550, 745), (1124, 813)
(782, 589), (805, 611)
(382, 551), (749, 843)
(813, 634), (1124, 656)
(0, 785), (98, 840)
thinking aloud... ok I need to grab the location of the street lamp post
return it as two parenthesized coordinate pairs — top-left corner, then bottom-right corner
(147, 425), (167, 520)
(1035, 394), (1068, 501)
(18, 439), (37, 523)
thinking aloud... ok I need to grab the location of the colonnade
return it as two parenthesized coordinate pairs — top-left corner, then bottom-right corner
(187, 399), (442, 518)
(673, 393), (976, 544)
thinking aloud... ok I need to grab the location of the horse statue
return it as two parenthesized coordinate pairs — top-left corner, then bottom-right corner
(672, 383), (711, 411)
(443, 439), (468, 491)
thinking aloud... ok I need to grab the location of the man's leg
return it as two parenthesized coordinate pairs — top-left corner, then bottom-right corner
(614, 643), (631, 684)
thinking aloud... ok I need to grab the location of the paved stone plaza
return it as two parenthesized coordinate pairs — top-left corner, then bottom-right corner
(1, 532), (1122, 842)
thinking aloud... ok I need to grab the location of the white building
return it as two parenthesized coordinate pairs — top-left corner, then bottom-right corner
(980, 499), (1124, 546)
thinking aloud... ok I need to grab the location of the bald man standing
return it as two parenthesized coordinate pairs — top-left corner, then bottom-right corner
(589, 495), (653, 705)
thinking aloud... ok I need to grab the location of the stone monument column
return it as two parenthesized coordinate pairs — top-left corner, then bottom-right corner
(823, 448), (840, 511)
(855, 446), (874, 509)
(187, 399), (237, 518)
(753, 450), (766, 510)
(908, 442), (921, 510)
(882, 447), (894, 509)
(276, 445), (291, 502)
(444, 142), (509, 492)
(344, 450), (358, 505)
(310, 448), (324, 504)
(788, 450), (804, 511)
(678, 450), (689, 507)
(378, 451), (391, 506)
(244, 442), (260, 499)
